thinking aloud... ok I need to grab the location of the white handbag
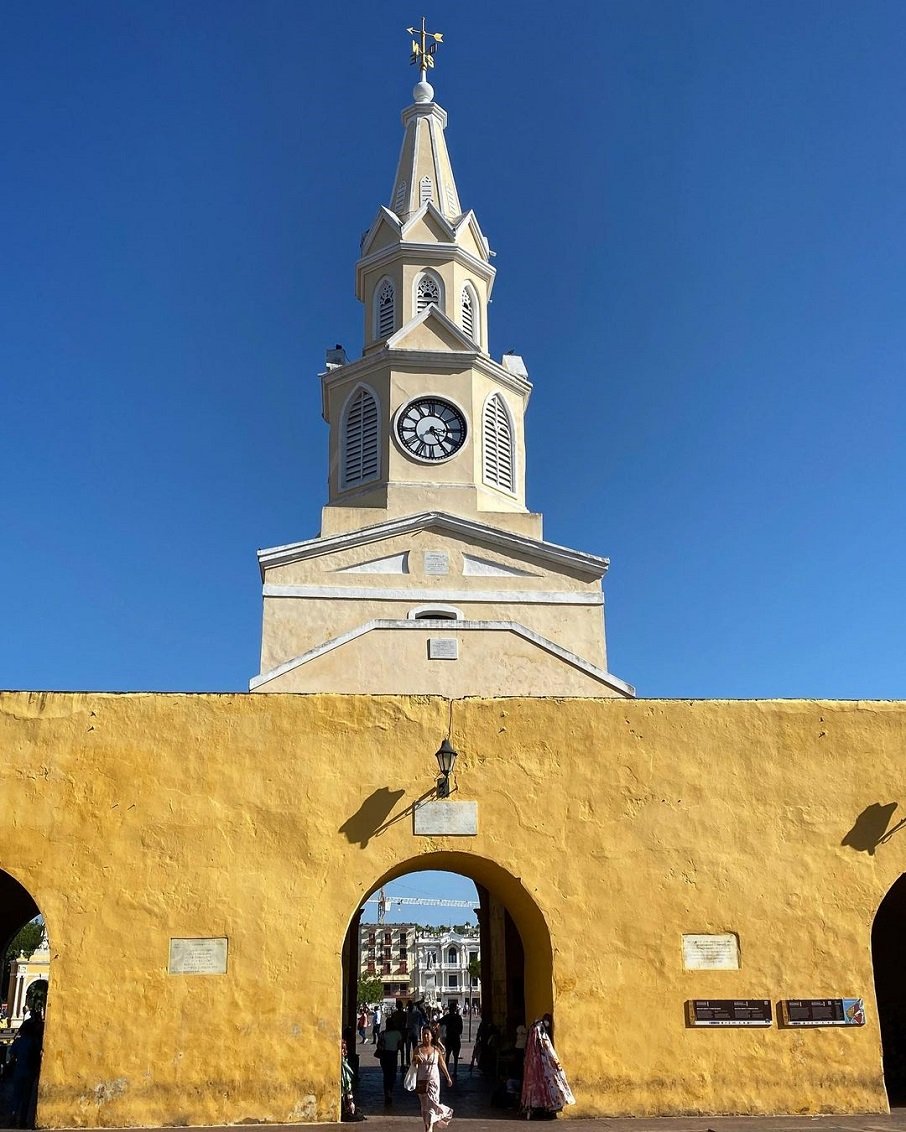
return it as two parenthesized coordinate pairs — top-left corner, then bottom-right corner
(403, 1063), (418, 1092)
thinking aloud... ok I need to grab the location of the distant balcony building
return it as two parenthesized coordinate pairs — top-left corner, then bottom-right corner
(411, 928), (481, 1012)
(357, 922), (416, 1002)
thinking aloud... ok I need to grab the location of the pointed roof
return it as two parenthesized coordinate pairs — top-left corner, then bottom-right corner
(389, 90), (464, 224)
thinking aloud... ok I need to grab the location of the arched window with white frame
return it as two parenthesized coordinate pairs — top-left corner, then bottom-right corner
(340, 385), (380, 490)
(374, 277), (396, 340)
(415, 271), (443, 317)
(461, 283), (480, 344)
(482, 393), (515, 493)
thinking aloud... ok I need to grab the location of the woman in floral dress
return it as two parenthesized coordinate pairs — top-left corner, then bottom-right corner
(520, 1016), (575, 1118)
(412, 1024), (453, 1131)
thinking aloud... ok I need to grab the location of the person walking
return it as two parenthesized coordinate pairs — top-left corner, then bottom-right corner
(405, 999), (427, 1068)
(439, 1004), (463, 1078)
(357, 1009), (368, 1044)
(411, 1024), (453, 1132)
(371, 1006), (381, 1044)
(377, 1022), (403, 1104)
(520, 1016), (575, 1118)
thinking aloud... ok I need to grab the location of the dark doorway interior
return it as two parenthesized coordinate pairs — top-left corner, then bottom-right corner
(0, 869), (45, 1129)
(873, 873), (906, 1104)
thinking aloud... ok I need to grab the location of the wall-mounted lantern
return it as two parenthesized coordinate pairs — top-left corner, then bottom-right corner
(434, 738), (458, 798)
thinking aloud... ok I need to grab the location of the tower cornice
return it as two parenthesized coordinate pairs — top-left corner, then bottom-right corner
(355, 239), (495, 303)
(319, 347), (532, 422)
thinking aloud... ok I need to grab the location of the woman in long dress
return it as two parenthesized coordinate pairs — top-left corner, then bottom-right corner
(411, 1024), (453, 1131)
(520, 1016), (575, 1119)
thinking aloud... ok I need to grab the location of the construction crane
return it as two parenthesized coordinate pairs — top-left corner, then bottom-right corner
(363, 887), (477, 923)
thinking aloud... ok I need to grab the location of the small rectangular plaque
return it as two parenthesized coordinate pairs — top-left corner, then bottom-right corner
(687, 999), (772, 1027)
(683, 933), (740, 970)
(414, 800), (478, 836)
(168, 937), (228, 975)
(428, 638), (458, 660)
(780, 998), (865, 1027)
(424, 551), (449, 575)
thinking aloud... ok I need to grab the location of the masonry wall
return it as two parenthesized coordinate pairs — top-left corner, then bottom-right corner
(1, 692), (904, 1126)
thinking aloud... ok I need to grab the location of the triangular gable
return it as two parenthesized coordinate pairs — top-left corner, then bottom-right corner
(385, 304), (478, 353)
(453, 210), (491, 262)
(360, 207), (402, 257)
(258, 510), (610, 580)
(400, 201), (457, 244)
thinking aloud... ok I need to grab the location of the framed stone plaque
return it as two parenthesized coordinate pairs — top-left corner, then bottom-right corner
(428, 638), (458, 660)
(168, 937), (228, 975)
(414, 800), (478, 836)
(682, 933), (740, 970)
(424, 551), (449, 575)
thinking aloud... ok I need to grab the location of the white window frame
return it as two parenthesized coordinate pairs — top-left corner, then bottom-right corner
(373, 276), (396, 341)
(482, 392), (516, 495)
(413, 270), (445, 318)
(407, 604), (464, 621)
(461, 282), (480, 345)
(339, 383), (381, 491)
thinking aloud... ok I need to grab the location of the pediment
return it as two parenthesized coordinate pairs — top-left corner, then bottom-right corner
(400, 202), (456, 243)
(258, 510), (609, 580)
(360, 207), (402, 257)
(385, 305), (478, 353)
(453, 210), (490, 261)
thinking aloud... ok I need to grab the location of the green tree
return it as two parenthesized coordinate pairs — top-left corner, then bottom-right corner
(2, 918), (44, 1001)
(357, 976), (384, 1006)
(467, 957), (481, 983)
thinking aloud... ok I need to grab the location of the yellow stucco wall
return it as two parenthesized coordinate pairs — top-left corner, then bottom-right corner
(1, 692), (904, 1126)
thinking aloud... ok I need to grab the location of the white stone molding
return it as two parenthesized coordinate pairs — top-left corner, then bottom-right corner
(462, 554), (538, 578)
(263, 584), (603, 605)
(335, 553), (409, 575)
(249, 617), (635, 697)
(407, 604), (464, 620)
(258, 510), (609, 579)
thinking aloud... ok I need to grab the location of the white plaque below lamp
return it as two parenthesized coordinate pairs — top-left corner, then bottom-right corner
(414, 800), (478, 836)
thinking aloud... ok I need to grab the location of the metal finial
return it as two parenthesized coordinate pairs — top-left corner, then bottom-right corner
(406, 17), (443, 81)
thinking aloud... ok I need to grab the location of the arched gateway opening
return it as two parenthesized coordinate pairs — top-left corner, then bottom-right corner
(873, 873), (906, 1104)
(0, 869), (48, 1129)
(340, 853), (553, 1115)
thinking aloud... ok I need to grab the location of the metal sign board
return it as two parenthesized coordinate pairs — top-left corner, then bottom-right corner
(687, 999), (772, 1027)
(780, 998), (865, 1027)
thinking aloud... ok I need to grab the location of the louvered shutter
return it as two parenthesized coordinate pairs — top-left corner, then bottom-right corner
(483, 394), (514, 492)
(343, 389), (380, 488)
(377, 280), (395, 338)
(461, 288), (475, 340)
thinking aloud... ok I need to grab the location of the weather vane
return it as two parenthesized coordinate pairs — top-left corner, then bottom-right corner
(407, 17), (443, 82)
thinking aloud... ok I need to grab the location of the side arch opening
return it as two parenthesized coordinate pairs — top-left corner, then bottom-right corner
(0, 868), (49, 1129)
(873, 873), (906, 1104)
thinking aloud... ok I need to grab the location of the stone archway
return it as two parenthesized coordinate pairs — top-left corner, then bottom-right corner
(873, 873), (906, 1105)
(340, 850), (553, 1037)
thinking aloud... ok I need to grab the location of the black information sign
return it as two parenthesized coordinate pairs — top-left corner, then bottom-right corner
(780, 998), (865, 1027)
(687, 999), (773, 1027)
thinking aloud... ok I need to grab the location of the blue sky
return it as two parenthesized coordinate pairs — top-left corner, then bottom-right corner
(3, 0), (905, 699)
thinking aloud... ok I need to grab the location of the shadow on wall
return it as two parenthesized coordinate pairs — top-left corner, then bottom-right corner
(842, 802), (906, 855)
(338, 788), (406, 847)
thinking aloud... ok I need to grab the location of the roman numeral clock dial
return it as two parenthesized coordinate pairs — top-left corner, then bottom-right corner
(395, 397), (467, 462)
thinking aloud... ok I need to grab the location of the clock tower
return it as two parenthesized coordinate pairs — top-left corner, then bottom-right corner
(251, 41), (633, 700)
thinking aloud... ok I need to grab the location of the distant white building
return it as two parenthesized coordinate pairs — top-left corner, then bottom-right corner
(411, 928), (480, 1012)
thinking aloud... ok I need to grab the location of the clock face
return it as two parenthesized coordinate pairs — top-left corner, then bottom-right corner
(395, 397), (467, 462)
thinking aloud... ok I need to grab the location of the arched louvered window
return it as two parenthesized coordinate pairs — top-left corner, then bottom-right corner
(375, 278), (395, 339)
(461, 284), (479, 343)
(420, 176), (433, 205)
(416, 273), (441, 316)
(482, 393), (515, 493)
(341, 386), (380, 489)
